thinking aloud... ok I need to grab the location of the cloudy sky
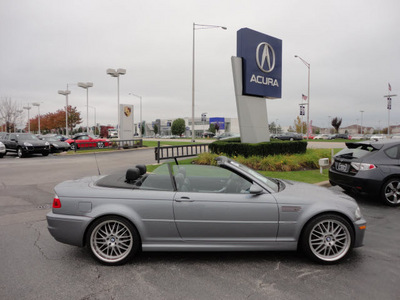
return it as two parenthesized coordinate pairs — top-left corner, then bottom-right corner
(1, 0), (399, 131)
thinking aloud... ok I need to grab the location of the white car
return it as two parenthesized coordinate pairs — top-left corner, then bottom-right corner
(313, 134), (329, 140)
(0, 141), (6, 158)
(370, 134), (387, 141)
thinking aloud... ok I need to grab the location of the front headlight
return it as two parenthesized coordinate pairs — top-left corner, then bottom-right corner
(355, 206), (362, 220)
(24, 142), (33, 147)
(45, 142), (50, 146)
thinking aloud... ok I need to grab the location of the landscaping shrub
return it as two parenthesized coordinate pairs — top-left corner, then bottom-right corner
(209, 138), (307, 158)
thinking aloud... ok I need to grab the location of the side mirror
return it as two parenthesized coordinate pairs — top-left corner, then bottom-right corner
(249, 184), (264, 195)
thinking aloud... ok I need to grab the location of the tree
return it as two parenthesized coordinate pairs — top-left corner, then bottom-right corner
(208, 123), (216, 134)
(153, 123), (159, 135)
(171, 118), (186, 137)
(0, 97), (23, 132)
(294, 116), (307, 134)
(331, 117), (342, 133)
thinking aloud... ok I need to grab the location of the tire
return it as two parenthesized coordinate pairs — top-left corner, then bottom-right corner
(17, 147), (25, 158)
(70, 143), (77, 151)
(97, 142), (104, 149)
(381, 178), (400, 207)
(86, 216), (141, 266)
(290, 138), (294, 141)
(300, 214), (354, 264)
(42, 151), (49, 156)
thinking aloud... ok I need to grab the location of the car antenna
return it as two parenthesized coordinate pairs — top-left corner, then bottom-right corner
(94, 152), (101, 175)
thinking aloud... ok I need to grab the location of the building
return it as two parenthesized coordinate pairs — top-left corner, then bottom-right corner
(142, 117), (239, 137)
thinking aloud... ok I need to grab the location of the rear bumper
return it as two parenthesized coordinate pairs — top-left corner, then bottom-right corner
(329, 168), (383, 195)
(47, 212), (92, 247)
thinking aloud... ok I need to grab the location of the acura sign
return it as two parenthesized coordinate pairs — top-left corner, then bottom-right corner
(237, 28), (282, 98)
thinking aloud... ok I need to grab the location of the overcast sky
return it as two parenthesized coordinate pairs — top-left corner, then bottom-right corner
(1, 0), (399, 131)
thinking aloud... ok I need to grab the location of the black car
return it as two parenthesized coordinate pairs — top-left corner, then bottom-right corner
(274, 132), (303, 141)
(329, 139), (400, 206)
(1, 133), (51, 158)
(41, 136), (70, 153)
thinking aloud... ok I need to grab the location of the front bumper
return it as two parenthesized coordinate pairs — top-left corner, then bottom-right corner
(47, 212), (92, 247)
(353, 218), (367, 248)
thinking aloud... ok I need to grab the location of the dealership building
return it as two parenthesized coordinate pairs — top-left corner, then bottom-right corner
(143, 117), (239, 137)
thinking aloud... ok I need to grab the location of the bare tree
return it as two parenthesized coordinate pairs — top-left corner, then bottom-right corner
(331, 117), (342, 133)
(0, 97), (23, 132)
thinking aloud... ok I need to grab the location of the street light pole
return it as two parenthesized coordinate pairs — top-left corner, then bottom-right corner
(78, 82), (94, 134)
(32, 103), (41, 134)
(23, 105), (31, 133)
(129, 92), (143, 137)
(58, 89), (71, 137)
(360, 110), (364, 135)
(107, 68), (126, 140)
(295, 55), (311, 140)
(192, 23), (227, 142)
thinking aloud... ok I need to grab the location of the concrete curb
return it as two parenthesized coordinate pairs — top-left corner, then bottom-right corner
(315, 180), (331, 187)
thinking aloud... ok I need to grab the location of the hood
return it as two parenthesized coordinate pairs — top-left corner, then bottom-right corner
(276, 179), (357, 207)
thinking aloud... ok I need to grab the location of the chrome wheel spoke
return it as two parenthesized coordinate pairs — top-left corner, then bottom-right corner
(91, 220), (133, 263)
(309, 219), (351, 262)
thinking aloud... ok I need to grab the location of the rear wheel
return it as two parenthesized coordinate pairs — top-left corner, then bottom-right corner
(301, 214), (354, 264)
(97, 142), (104, 149)
(381, 178), (400, 206)
(86, 216), (141, 266)
(70, 143), (77, 151)
(42, 151), (49, 156)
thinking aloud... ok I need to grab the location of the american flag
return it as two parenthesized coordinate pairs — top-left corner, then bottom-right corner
(389, 83), (392, 91)
(302, 94), (308, 101)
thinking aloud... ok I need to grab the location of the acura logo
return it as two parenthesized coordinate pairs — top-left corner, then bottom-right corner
(256, 42), (275, 73)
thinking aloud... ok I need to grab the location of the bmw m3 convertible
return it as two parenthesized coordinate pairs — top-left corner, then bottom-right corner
(47, 156), (366, 265)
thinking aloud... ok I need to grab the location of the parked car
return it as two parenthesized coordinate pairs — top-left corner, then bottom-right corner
(0, 141), (6, 158)
(335, 134), (350, 140)
(41, 136), (71, 153)
(65, 134), (110, 150)
(370, 134), (387, 141)
(329, 139), (400, 206)
(313, 134), (330, 140)
(1, 133), (50, 158)
(275, 132), (303, 141)
(201, 131), (215, 138)
(47, 156), (366, 266)
(215, 132), (239, 140)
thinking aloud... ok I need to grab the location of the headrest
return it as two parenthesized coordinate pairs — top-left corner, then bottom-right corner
(135, 164), (147, 175)
(126, 168), (140, 182)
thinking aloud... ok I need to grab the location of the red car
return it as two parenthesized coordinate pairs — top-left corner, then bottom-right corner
(65, 134), (110, 150)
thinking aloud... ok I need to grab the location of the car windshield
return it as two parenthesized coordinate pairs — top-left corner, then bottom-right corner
(44, 137), (58, 141)
(17, 134), (39, 140)
(335, 144), (377, 159)
(227, 160), (279, 192)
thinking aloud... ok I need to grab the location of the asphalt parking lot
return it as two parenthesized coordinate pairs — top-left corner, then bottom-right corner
(0, 149), (399, 300)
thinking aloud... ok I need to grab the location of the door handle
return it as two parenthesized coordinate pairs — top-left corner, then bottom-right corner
(175, 197), (194, 202)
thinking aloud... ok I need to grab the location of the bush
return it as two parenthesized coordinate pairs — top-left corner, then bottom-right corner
(209, 138), (307, 158)
(193, 149), (332, 172)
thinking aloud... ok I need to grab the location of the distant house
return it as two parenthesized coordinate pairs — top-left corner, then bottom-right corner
(339, 124), (374, 135)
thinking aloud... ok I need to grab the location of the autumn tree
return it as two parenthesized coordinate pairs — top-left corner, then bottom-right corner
(294, 116), (307, 134)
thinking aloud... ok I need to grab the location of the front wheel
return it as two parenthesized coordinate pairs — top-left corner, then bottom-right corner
(301, 214), (354, 264)
(97, 142), (104, 149)
(70, 143), (77, 151)
(17, 147), (25, 158)
(381, 178), (400, 206)
(42, 151), (49, 156)
(86, 216), (141, 266)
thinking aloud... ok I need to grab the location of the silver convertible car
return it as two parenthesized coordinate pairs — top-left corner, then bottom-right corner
(47, 156), (366, 266)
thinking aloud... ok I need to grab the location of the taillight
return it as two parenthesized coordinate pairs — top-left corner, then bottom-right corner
(53, 195), (61, 208)
(350, 162), (376, 171)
